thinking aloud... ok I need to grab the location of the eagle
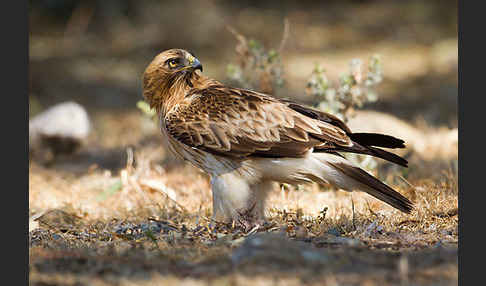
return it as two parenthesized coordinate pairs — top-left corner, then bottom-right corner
(142, 49), (413, 228)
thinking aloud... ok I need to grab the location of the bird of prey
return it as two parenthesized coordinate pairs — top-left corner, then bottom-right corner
(142, 49), (413, 228)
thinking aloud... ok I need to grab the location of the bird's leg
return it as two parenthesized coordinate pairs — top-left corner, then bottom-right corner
(210, 183), (227, 223)
(210, 172), (253, 224)
(210, 174), (271, 231)
(252, 180), (273, 223)
(235, 201), (260, 231)
(229, 180), (273, 231)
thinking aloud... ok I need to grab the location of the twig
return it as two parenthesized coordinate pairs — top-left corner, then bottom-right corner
(398, 175), (414, 188)
(245, 225), (261, 236)
(397, 219), (420, 226)
(279, 18), (290, 53)
(147, 217), (179, 231)
(351, 196), (356, 231)
(64, 1), (94, 38)
(129, 176), (153, 206)
(433, 208), (458, 218)
(139, 178), (188, 212)
(365, 200), (378, 217)
(226, 25), (248, 60)
(126, 147), (134, 173)
(30, 210), (48, 222)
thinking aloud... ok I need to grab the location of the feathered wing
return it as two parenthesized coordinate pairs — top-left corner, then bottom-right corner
(165, 86), (413, 213)
(165, 86), (354, 158)
(282, 101), (408, 167)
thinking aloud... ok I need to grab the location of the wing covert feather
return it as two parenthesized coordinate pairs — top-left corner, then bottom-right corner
(165, 87), (352, 158)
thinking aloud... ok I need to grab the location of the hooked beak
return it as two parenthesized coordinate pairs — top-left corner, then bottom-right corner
(186, 54), (203, 72)
(191, 58), (203, 72)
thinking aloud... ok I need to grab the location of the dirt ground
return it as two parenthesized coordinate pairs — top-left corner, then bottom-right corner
(29, 1), (458, 285)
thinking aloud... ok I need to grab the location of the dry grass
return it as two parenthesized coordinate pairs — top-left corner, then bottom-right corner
(29, 110), (457, 286)
(29, 2), (457, 283)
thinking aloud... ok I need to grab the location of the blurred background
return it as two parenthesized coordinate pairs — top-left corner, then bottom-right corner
(29, 2), (458, 284)
(29, 0), (457, 177)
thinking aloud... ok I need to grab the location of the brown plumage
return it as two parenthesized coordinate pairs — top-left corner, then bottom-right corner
(143, 49), (413, 227)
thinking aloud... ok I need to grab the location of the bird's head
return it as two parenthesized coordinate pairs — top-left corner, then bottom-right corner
(142, 49), (203, 112)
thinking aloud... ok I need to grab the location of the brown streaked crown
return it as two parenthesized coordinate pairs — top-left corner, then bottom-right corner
(142, 49), (202, 113)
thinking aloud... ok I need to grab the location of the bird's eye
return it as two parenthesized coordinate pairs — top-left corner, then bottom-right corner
(168, 59), (178, 68)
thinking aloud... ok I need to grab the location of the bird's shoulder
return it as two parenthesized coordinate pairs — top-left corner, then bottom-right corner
(164, 84), (353, 157)
(166, 85), (282, 123)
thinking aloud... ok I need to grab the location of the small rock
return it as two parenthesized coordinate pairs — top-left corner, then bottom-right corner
(364, 220), (384, 238)
(29, 101), (91, 163)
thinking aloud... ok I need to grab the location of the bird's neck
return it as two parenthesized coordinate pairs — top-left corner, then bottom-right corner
(160, 74), (220, 116)
(191, 74), (221, 89)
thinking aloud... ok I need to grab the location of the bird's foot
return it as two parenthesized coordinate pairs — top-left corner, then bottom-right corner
(208, 217), (264, 233)
(234, 203), (266, 232)
(233, 217), (266, 233)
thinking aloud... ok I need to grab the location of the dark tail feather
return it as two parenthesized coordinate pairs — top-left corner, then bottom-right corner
(314, 144), (408, 167)
(328, 162), (413, 213)
(349, 133), (405, 149)
(365, 146), (408, 167)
